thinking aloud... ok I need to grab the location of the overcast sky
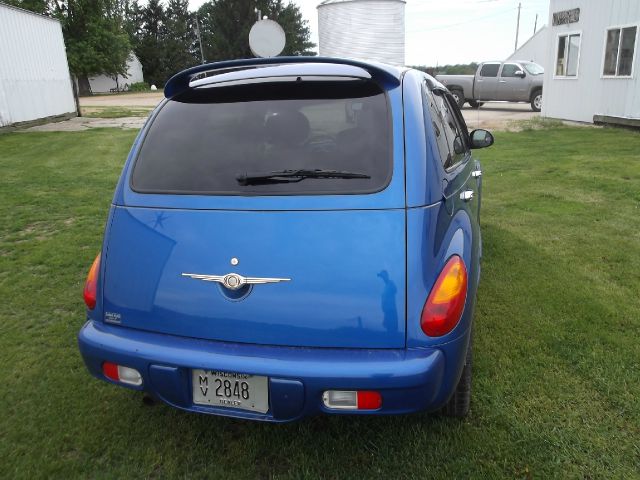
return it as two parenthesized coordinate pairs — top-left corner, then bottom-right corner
(188, 0), (550, 66)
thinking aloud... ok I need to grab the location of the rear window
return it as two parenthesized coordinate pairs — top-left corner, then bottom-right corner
(131, 80), (392, 195)
(479, 63), (500, 77)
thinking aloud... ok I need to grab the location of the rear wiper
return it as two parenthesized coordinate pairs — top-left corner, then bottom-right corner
(236, 169), (370, 186)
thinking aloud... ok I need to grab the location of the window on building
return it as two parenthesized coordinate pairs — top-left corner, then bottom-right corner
(556, 33), (581, 77)
(603, 26), (637, 76)
(479, 63), (500, 77)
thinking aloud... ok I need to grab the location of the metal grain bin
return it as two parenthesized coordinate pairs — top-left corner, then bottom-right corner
(317, 0), (405, 66)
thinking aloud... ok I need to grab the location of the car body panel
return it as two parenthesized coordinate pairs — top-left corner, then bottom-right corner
(79, 320), (472, 421)
(78, 57), (487, 421)
(102, 206), (406, 348)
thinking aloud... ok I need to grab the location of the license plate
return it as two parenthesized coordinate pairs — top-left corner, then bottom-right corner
(192, 369), (269, 413)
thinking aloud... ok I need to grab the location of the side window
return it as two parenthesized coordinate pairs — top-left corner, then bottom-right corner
(422, 83), (450, 168)
(433, 92), (468, 170)
(440, 94), (469, 169)
(603, 25), (637, 76)
(556, 33), (581, 76)
(479, 63), (500, 77)
(501, 63), (521, 77)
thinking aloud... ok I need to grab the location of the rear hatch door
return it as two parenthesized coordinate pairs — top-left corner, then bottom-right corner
(103, 70), (407, 348)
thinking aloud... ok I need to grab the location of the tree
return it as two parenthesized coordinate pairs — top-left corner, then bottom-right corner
(52, 0), (131, 95)
(197, 0), (315, 62)
(163, 0), (199, 75)
(135, 0), (167, 87)
(3, 0), (49, 14)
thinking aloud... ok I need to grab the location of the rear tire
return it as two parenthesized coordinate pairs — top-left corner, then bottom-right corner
(441, 336), (472, 417)
(530, 90), (542, 112)
(450, 89), (465, 109)
(468, 100), (484, 109)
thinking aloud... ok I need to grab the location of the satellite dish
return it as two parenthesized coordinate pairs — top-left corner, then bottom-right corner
(249, 19), (286, 58)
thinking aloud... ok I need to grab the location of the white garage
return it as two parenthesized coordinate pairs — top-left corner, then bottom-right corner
(88, 53), (145, 94)
(0, 3), (76, 129)
(542, 0), (640, 126)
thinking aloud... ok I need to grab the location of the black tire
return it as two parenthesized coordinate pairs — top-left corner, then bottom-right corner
(450, 89), (465, 109)
(468, 100), (484, 109)
(530, 89), (542, 112)
(441, 336), (472, 417)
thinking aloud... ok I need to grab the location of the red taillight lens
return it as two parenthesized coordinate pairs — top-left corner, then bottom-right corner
(421, 255), (468, 337)
(357, 391), (382, 410)
(83, 253), (100, 310)
(102, 361), (119, 381)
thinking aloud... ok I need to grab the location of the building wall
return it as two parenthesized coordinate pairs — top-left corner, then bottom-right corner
(542, 0), (640, 123)
(507, 26), (549, 67)
(0, 4), (76, 127)
(318, 0), (405, 66)
(88, 54), (144, 93)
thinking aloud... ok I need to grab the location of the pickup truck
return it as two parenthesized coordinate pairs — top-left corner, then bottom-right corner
(436, 60), (544, 111)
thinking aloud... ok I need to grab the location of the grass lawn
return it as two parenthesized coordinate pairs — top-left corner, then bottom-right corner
(0, 126), (639, 478)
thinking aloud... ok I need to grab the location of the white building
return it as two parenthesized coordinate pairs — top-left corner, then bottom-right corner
(317, 0), (405, 66)
(88, 53), (144, 94)
(542, 0), (640, 125)
(0, 3), (76, 128)
(507, 26), (549, 67)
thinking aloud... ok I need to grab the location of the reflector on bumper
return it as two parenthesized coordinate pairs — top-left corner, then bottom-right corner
(322, 390), (382, 410)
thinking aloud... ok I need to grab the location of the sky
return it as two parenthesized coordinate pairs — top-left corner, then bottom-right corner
(187, 0), (551, 66)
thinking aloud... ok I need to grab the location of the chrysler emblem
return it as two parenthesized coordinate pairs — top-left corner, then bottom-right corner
(181, 272), (291, 290)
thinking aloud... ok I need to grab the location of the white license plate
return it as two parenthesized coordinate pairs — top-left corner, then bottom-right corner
(192, 369), (269, 413)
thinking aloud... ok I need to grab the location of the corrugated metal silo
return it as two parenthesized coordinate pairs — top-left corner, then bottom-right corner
(317, 0), (405, 66)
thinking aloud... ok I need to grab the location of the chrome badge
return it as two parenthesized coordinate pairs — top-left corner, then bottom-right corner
(181, 272), (291, 290)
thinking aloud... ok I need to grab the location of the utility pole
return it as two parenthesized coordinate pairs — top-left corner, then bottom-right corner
(195, 14), (205, 64)
(534, 13), (538, 34)
(514, 2), (521, 52)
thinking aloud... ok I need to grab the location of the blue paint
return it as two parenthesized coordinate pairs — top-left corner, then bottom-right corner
(78, 57), (488, 421)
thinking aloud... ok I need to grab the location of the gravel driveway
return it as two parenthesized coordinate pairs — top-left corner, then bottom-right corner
(27, 94), (539, 132)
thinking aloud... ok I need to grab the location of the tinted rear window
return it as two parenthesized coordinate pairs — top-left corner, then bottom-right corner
(480, 63), (500, 77)
(131, 80), (392, 195)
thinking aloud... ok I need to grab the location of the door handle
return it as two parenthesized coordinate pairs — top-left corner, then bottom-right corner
(460, 190), (474, 202)
(472, 170), (482, 178)
(499, 80), (507, 83)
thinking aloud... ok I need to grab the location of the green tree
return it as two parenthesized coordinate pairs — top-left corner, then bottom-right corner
(51, 0), (131, 95)
(3, 0), (49, 14)
(135, 0), (167, 87)
(197, 0), (315, 62)
(163, 0), (199, 76)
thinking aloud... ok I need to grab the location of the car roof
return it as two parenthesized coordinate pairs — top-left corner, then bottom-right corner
(164, 56), (407, 99)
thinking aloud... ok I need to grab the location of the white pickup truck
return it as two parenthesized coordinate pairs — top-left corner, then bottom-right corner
(436, 60), (544, 111)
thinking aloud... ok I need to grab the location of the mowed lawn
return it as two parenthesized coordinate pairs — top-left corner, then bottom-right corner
(0, 126), (638, 478)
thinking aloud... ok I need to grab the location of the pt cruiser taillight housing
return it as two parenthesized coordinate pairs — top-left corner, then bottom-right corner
(83, 253), (100, 310)
(421, 255), (468, 337)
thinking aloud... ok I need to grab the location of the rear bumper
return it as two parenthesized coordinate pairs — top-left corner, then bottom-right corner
(78, 321), (470, 422)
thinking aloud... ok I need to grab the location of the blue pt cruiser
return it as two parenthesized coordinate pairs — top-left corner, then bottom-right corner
(78, 57), (494, 422)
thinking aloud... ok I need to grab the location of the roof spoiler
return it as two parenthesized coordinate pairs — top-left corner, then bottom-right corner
(164, 56), (401, 99)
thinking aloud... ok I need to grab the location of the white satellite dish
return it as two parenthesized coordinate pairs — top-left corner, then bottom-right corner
(249, 19), (286, 58)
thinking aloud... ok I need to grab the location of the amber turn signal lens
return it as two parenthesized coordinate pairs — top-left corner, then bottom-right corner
(83, 253), (101, 309)
(421, 255), (468, 337)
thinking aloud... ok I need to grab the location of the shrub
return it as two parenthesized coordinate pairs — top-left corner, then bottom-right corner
(128, 82), (150, 92)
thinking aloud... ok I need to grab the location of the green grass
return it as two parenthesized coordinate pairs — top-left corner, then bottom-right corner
(0, 127), (639, 478)
(81, 106), (153, 118)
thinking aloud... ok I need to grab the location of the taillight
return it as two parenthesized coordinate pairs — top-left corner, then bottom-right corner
(83, 253), (100, 309)
(102, 362), (143, 386)
(421, 255), (468, 337)
(322, 390), (382, 410)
